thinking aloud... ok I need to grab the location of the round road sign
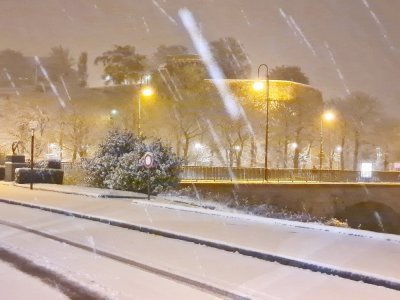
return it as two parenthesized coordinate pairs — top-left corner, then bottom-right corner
(142, 152), (154, 169)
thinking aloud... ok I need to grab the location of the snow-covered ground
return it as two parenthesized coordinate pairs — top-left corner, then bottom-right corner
(0, 201), (398, 299)
(0, 183), (399, 299)
(0, 221), (216, 300)
(161, 190), (345, 224)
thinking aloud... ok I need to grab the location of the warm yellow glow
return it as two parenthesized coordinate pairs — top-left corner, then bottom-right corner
(141, 86), (154, 97)
(323, 111), (335, 122)
(252, 81), (265, 91)
(205, 79), (322, 103)
(251, 80), (300, 101)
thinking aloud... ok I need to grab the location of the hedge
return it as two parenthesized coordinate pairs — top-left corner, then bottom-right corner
(0, 166), (4, 181)
(35, 160), (62, 169)
(15, 168), (63, 184)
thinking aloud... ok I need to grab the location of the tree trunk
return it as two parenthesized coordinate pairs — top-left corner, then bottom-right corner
(353, 130), (359, 170)
(384, 154), (389, 171)
(228, 150), (234, 167)
(225, 149), (229, 167)
(283, 119), (289, 168)
(293, 129), (301, 169)
(183, 135), (190, 163)
(293, 148), (300, 169)
(72, 145), (77, 163)
(340, 135), (345, 170)
(250, 137), (256, 167)
(176, 134), (181, 158)
(329, 150), (333, 170)
(284, 137), (288, 168)
(236, 150), (242, 167)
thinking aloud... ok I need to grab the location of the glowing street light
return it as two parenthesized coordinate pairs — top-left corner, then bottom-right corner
(194, 142), (203, 150)
(137, 85), (155, 137)
(319, 110), (336, 181)
(110, 109), (118, 126)
(323, 111), (335, 122)
(141, 86), (154, 97)
(252, 80), (264, 91)
(254, 64), (269, 181)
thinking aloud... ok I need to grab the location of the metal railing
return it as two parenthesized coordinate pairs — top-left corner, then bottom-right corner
(61, 161), (84, 170)
(180, 166), (400, 183)
(60, 162), (400, 183)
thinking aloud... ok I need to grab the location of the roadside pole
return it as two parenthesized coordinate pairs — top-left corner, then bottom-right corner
(28, 121), (38, 190)
(142, 152), (154, 200)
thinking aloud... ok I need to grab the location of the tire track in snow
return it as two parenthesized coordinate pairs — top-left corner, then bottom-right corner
(0, 216), (249, 300)
(0, 246), (107, 300)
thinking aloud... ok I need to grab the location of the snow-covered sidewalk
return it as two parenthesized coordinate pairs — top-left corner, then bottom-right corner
(1, 182), (147, 199)
(0, 183), (399, 287)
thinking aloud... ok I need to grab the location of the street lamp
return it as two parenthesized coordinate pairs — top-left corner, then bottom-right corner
(28, 121), (39, 190)
(110, 109), (118, 126)
(319, 111), (335, 181)
(137, 86), (154, 136)
(254, 64), (269, 181)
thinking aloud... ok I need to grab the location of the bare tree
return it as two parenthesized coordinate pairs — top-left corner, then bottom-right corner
(64, 112), (90, 162)
(330, 92), (382, 170)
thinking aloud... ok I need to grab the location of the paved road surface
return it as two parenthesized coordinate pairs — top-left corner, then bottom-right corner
(0, 183), (399, 299)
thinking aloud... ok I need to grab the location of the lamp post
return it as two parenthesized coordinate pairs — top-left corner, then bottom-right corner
(110, 109), (118, 126)
(135, 73), (154, 137)
(254, 64), (269, 181)
(319, 111), (335, 181)
(137, 86), (154, 137)
(28, 121), (38, 190)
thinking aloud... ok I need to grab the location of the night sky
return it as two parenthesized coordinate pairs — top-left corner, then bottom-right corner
(1, 0), (400, 111)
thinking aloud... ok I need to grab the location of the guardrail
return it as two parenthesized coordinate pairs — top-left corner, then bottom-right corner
(181, 166), (400, 183)
(61, 161), (84, 170)
(61, 162), (400, 183)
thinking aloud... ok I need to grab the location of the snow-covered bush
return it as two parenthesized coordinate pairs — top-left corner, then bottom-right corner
(85, 130), (183, 194)
(35, 159), (62, 169)
(84, 130), (140, 188)
(325, 217), (349, 228)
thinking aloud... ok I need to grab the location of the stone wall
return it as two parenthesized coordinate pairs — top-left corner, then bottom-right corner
(180, 182), (400, 221)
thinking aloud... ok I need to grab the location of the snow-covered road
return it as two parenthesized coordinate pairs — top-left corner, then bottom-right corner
(0, 184), (399, 299)
(0, 259), (68, 299)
